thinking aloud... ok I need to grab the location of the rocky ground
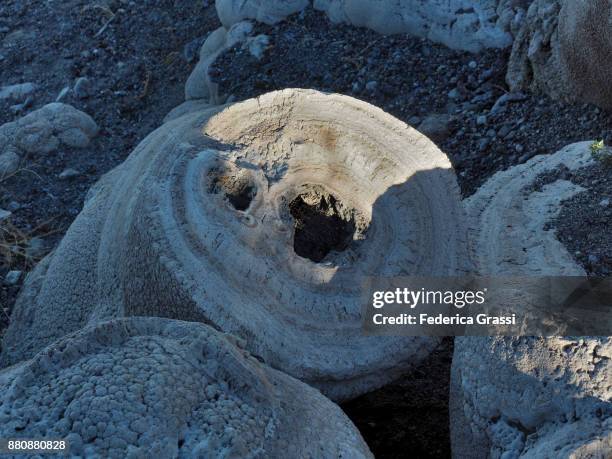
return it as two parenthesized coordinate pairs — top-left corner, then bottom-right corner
(1, 2), (611, 458)
(0, 0), (220, 330)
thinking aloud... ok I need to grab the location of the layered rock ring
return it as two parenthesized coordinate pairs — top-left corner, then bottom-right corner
(2, 89), (470, 400)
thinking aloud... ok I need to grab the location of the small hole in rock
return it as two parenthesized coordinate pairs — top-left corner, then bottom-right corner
(208, 169), (256, 211)
(289, 189), (358, 262)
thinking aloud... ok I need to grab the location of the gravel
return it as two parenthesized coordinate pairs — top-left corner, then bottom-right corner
(0, 0), (220, 344)
(551, 161), (612, 276)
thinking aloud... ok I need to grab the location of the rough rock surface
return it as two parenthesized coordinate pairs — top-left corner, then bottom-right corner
(1, 89), (470, 401)
(465, 141), (593, 276)
(0, 317), (373, 458)
(451, 142), (612, 458)
(216, 0), (529, 52)
(508, 0), (612, 110)
(0, 103), (98, 160)
(314, 0), (529, 52)
(506, 0), (562, 96)
(185, 21), (255, 102)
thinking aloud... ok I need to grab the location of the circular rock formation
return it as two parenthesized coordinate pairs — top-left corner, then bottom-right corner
(0, 317), (373, 458)
(1, 89), (470, 401)
(452, 142), (612, 458)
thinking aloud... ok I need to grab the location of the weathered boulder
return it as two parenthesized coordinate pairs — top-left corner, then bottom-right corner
(0, 82), (36, 102)
(0, 317), (374, 458)
(0, 103), (98, 159)
(315, 0), (529, 52)
(215, 0), (530, 52)
(451, 142), (612, 458)
(508, 0), (612, 109)
(1, 89), (470, 401)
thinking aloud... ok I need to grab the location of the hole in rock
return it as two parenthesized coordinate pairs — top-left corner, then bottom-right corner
(289, 188), (359, 262)
(208, 169), (256, 211)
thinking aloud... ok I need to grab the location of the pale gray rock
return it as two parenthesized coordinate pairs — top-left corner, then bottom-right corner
(1, 89), (470, 401)
(508, 0), (612, 109)
(73, 77), (93, 99)
(0, 208), (11, 222)
(247, 34), (270, 59)
(4, 270), (21, 285)
(555, 0), (612, 108)
(452, 142), (612, 458)
(313, 0), (527, 52)
(55, 86), (71, 102)
(0, 103), (98, 160)
(216, 0), (309, 28)
(0, 317), (374, 458)
(418, 113), (452, 143)
(185, 22), (254, 102)
(506, 0), (563, 96)
(0, 82), (36, 102)
(215, 0), (528, 52)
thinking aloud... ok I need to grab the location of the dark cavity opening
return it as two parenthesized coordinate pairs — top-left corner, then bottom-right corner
(208, 169), (256, 211)
(289, 190), (357, 262)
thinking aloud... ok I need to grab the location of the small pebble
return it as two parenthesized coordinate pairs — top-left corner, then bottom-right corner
(0, 208), (11, 221)
(599, 198), (610, 207)
(448, 88), (460, 100)
(365, 81), (378, 92)
(56, 86), (71, 102)
(7, 201), (20, 212)
(59, 168), (80, 180)
(74, 77), (93, 99)
(4, 270), (22, 285)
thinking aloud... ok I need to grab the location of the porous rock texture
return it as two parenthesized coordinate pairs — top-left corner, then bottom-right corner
(216, 0), (530, 52)
(506, 0), (561, 96)
(0, 317), (373, 458)
(314, 0), (528, 52)
(452, 142), (612, 458)
(1, 89), (471, 401)
(508, 0), (612, 110)
(0, 103), (98, 176)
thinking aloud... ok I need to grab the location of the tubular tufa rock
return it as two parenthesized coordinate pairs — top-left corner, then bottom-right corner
(1, 89), (471, 401)
(451, 142), (612, 459)
(0, 317), (374, 458)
